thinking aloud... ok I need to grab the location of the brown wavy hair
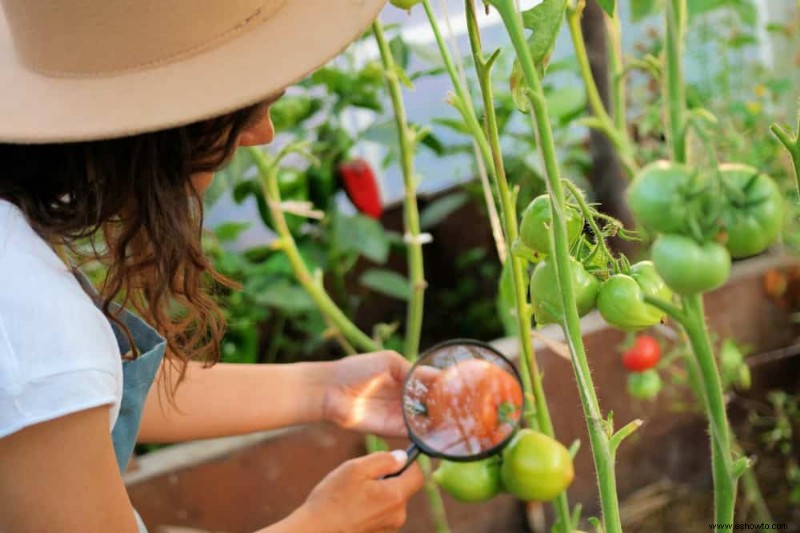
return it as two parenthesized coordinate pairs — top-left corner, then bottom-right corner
(0, 103), (266, 392)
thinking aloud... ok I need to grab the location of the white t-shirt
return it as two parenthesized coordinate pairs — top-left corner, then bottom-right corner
(0, 199), (122, 439)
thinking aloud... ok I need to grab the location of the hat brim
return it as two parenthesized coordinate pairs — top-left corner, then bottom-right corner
(0, 0), (387, 143)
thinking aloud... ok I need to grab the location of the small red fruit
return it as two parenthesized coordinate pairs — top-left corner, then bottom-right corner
(338, 158), (383, 220)
(622, 335), (661, 372)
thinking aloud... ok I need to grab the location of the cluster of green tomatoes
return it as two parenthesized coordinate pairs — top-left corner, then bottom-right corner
(520, 159), (783, 333)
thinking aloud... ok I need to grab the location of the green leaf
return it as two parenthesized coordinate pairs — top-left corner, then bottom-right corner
(360, 269), (410, 301)
(214, 221), (251, 243)
(334, 212), (390, 264)
(631, 0), (662, 22)
(496, 259), (518, 337)
(253, 280), (315, 314)
(521, 0), (567, 78)
(420, 191), (470, 230)
(545, 86), (586, 126)
(596, 0), (615, 17)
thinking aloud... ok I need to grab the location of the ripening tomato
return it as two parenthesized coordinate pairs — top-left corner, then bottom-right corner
(529, 257), (599, 325)
(518, 194), (584, 255)
(500, 429), (574, 502)
(652, 234), (731, 295)
(433, 456), (503, 503)
(425, 359), (523, 454)
(597, 262), (672, 331)
(622, 335), (661, 372)
(626, 160), (694, 234)
(719, 163), (783, 258)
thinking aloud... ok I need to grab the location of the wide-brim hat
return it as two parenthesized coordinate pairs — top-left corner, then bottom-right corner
(0, 0), (387, 144)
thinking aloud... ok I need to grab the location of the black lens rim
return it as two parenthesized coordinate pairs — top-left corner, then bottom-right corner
(401, 338), (524, 462)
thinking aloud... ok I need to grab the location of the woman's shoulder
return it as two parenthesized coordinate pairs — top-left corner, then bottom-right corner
(0, 199), (120, 379)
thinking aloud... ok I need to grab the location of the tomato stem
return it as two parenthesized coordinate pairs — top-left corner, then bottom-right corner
(565, 2), (637, 176)
(372, 19), (451, 533)
(770, 117), (800, 202)
(562, 179), (616, 273)
(249, 147), (379, 352)
(462, 3), (574, 529)
(665, 0), (688, 164)
(372, 20), (426, 363)
(682, 294), (737, 525)
(487, 1), (623, 531)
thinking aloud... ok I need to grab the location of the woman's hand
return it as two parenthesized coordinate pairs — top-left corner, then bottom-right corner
(268, 450), (423, 533)
(322, 351), (410, 438)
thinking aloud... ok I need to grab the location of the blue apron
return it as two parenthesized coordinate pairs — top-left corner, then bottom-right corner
(74, 270), (165, 532)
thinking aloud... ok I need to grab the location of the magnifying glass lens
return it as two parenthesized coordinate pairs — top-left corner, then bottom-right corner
(403, 342), (523, 459)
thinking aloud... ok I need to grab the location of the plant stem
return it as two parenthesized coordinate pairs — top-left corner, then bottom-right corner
(249, 148), (378, 353)
(682, 294), (736, 525)
(463, 3), (573, 530)
(606, 2), (626, 134)
(665, 0), (688, 164)
(489, 1), (623, 531)
(566, 3), (637, 176)
(372, 19), (450, 533)
(373, 20), (426, 362)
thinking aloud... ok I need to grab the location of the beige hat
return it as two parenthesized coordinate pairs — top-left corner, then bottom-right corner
(0, 0), (387, 144)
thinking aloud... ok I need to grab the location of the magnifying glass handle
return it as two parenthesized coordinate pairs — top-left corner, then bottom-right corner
(382, 444), (420, 479)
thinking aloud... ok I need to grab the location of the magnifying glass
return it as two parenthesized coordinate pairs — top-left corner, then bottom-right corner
(386, 339), (524, 477)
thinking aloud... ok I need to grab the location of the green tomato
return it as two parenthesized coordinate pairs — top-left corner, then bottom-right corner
(500, 429), (574, 502)
(519, 195), (583, 254)
(652, 234), (731, 295)
(626, 160), (694, 234)
(719, 339), (751, 390)
(596, 262), (671, 331)
(389, 0), (421, 9)
(529, 257), (599, 325)
(719, 163), (783, 258)
(432, 457), (502, 503)
(627, 369), (662, 400)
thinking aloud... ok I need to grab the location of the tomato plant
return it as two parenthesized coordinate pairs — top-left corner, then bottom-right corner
(597, 261), (671, 331)
(627, 369), (662, 400)
(425, 359), (523, 449)
(626, 160), (695, 234)
(519, 194), (583, 254)
(500, 429), (574, 502)
(433, 456), (503, 503)
(719, 163), (783, 258)
(529, 257), (599, 325)
(651, 234), (731, 295)
(622, 335), (661, 372)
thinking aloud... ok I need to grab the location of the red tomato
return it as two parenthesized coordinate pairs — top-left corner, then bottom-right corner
(622, 335), (661, 372)
(424, 359), (522, 455)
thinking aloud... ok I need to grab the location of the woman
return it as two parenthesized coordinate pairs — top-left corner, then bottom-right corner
(0, 1), (424, 532)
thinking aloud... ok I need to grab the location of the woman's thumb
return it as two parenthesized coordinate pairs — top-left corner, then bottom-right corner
(359, 449), (408, 479)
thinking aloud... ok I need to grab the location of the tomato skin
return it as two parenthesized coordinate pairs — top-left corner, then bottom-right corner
(627, 369), (662, 400)
(597, 262), (671, 331)
(433, 456), (503, 503)
(719, 163), (783, 258)
(622, 335), (661, 372)
(425, 359), (523, 452)
(626, 160), (694, 234)
(389, 0), (421, 9)
(529, 257), (599, 325)
(500, 429), (574, 502)
(519, 195), (583, 254)
(652, 234), (731, 295)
